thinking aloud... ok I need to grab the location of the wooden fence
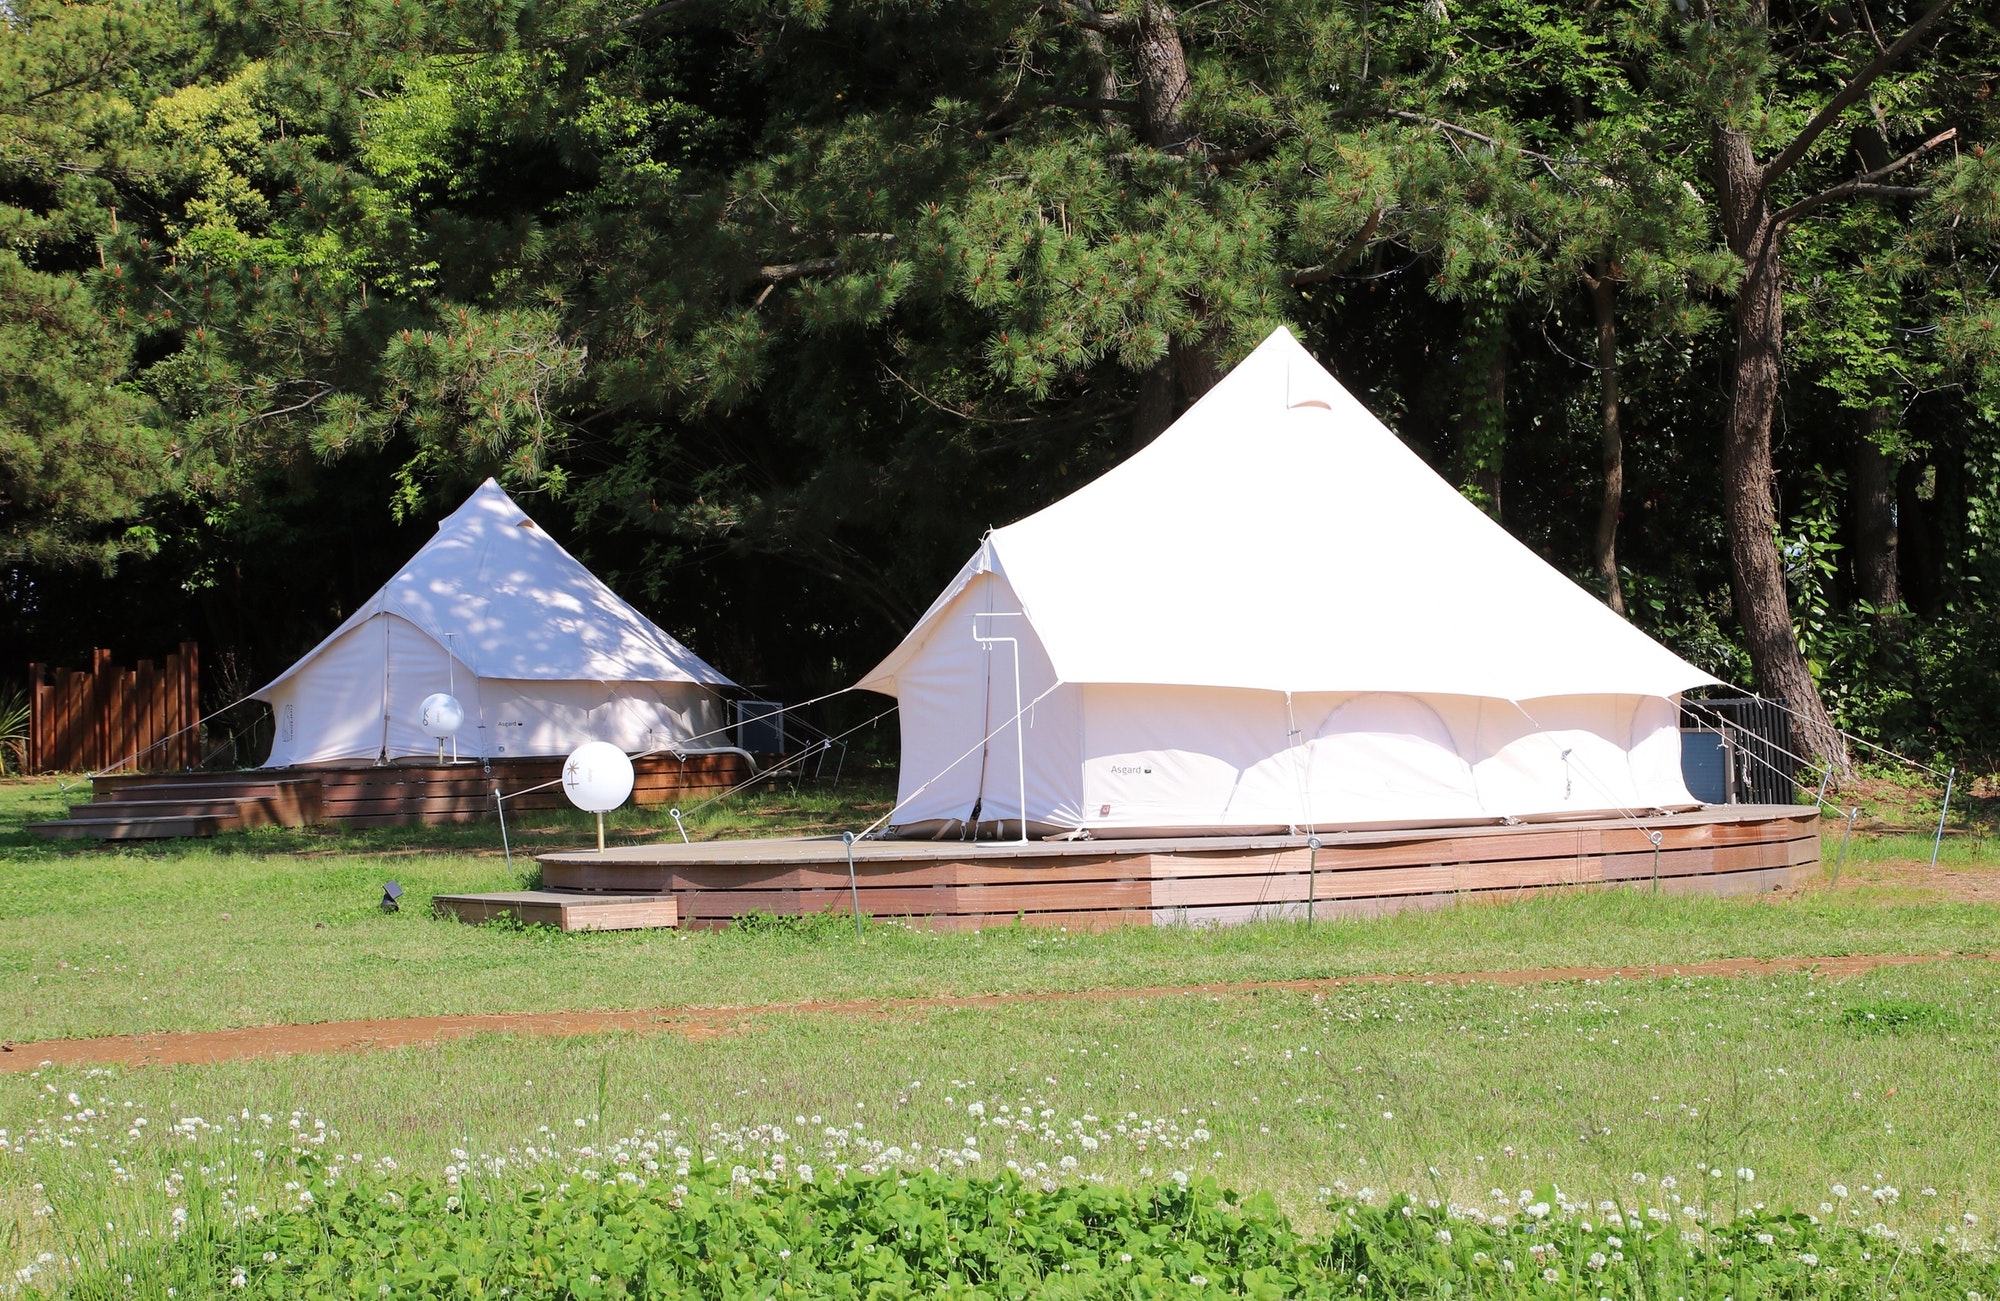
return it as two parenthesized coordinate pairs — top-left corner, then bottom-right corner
(27, 645), (202, 774)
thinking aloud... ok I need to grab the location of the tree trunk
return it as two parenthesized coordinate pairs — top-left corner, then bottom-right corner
(1897, 458), (1942, 617)
(1132, 0), (1193, 152)
(1117, 0), (1224, 412)
(1586, 272), (1625, 615)
(1713, 126), (1847, 770)
(1131, 357), (1177, 449)
(1455, 308), (1507, 520)
(1849, 406), (1901, 616)
(1472, 335), (1505, 519)
(1079, 29), (1121, 127)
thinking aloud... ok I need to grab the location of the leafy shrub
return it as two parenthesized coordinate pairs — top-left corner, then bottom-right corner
(59, 1160), (2000, 1300)
(730, 907), (863, 940)
(0, 684), (28, 775)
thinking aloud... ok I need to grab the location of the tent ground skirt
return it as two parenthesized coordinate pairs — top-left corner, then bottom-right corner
(536, 804), (1819, 930)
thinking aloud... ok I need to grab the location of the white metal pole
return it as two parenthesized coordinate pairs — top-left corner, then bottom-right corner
(844, 832), (864, 938)
(1930, 767), (1955, 871)
(973, 614), (1029, 844)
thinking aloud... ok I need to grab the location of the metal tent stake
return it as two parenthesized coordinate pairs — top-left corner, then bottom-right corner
(494, 783), (512, 870)
(1930, 768), (1956, 872)
(1306, 836), (1320, 923)
(1830, 806), (1859, 887)
(843, 832), (864, 938)
(1649, 829), (1664, 894)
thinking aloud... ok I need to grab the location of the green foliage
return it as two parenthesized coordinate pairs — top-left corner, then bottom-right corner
(0, 686), (29, 774)
(57, 1160), (2000, 1299)
(4, 0), (2000, 761)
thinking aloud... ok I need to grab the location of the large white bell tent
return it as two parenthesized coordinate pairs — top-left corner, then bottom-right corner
(254, 480), (735, 767)
(857, 327), (1717, 838)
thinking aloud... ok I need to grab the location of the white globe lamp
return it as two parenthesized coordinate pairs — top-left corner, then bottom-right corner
(419, 692), (465, 762)
(563, 741), (635, 851)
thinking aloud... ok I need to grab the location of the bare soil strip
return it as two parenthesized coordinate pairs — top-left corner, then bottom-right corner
(4, 951), (1990, 1073)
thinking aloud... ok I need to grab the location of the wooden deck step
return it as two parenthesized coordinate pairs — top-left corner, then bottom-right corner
(30, 774), (327, 840)
(28, 813), (238, 840)
(71, 796), (304, 829)
(434, 890), (679, 933)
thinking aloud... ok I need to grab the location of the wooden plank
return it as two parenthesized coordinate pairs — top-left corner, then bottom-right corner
(26, 665), (44, 774)
(534, 806), (1818, 932)
(179, 642), (200, 770)
(434, 891), (678, 932)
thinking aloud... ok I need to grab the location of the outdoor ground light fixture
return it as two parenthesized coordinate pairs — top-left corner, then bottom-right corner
(381, 879), (404, 912)
(563, 741), (636, 852)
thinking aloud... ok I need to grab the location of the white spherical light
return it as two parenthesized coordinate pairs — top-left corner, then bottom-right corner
(563, 741), (635, 813)
(418, 693), (465, 740)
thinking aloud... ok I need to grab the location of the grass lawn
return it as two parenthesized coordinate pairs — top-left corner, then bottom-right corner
(4, 770), (1998, 1295)
(2, 776), (1999, 1043)
(5, 961), (1998, 1292)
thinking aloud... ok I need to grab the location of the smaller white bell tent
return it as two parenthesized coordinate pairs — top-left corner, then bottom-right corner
(254, 480), (736, 766)
(857, 327), (1717, 838)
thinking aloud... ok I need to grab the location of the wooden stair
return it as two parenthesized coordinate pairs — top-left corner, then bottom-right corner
(434, 889), (679, 932)
(28, 776), (326, 841)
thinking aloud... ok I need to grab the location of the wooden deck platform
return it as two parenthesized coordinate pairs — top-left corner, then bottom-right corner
(29, 751), (753, 838)
(534, 804), (1821, 930)
(434, 890), (679, 932)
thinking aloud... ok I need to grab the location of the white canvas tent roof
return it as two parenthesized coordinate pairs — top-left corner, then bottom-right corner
(860, 327), (1715, 703)
(258, 479), (735, 697)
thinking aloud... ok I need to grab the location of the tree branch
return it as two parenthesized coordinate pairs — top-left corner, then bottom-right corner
(756, 257), (842, 286)
(751, 234), (897, 289)
(1328, 107), (1566, 167)
(1759, 0), (1960, 190)
(1285, 207), (1384, 287)
(1771, 127), (1956, 224)
(552, 0), (702, 46)
(1042, 0), (1138, 36)
(1206, 131), (1284, 166)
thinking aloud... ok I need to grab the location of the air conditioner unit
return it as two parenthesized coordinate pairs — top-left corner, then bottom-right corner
(735, 700), (786, 754)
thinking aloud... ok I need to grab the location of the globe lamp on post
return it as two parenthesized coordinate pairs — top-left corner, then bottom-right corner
(419, 693), (465, 763)
(563, 742), (635, 852)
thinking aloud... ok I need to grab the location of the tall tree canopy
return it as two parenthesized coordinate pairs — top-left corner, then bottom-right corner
(3, 0), (1998, 763)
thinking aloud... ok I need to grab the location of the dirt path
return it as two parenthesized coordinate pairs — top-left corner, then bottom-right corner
(3, 951), (1989, 1073)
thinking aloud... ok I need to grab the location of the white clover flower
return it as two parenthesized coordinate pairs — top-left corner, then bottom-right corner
(1756, 1233), (1774, 1245)
(1799, 1253), (1819, 1266)
(1436, 1229), (1452, 1244)
(1832, 1184), (1849, 1199)
(1737, 1168), (1755, 1182)
(1543, 1268), (1560, 1282)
